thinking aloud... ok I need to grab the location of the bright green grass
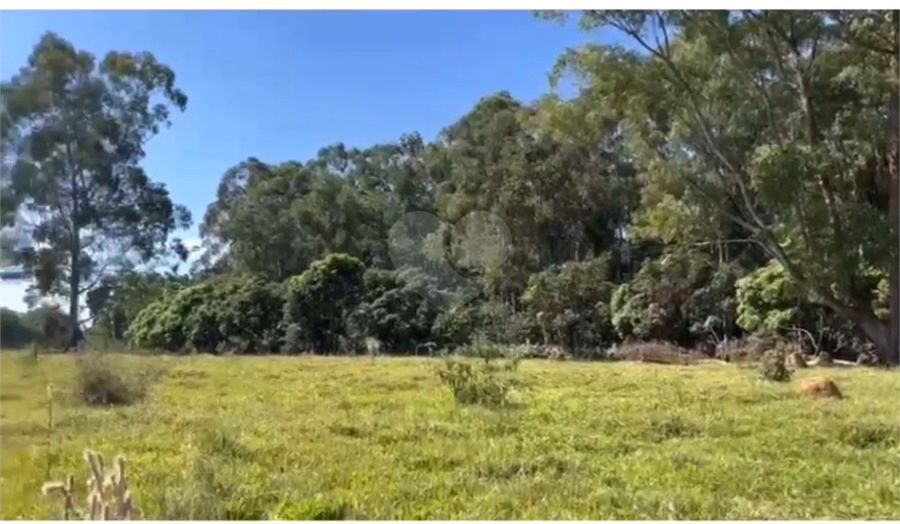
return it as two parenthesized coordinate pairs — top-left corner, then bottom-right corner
(1, 351), (898, 519)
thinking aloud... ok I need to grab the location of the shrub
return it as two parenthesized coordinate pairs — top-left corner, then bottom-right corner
(430, 302), (485, 350)
(0, 307), (40, 348)
(611, 250), (704, 344)
(75, 354), (163, 406)
(283, 253), (366, 353)
(347, 269), (439, 354)
(736, 261), (803, 334)
(127, 276), (286, 354)
(735, 261), (879, 361)
(523, 256), (616, 349)
(437, 354), (522, 407)
(758, 347), (793, 382)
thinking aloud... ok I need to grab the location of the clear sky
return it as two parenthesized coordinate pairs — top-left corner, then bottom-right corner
(0, 10), (618, 312)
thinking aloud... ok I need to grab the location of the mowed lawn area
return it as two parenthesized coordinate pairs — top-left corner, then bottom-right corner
(1, 351), (898, 520)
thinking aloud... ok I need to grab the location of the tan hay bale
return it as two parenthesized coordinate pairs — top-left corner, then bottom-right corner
(799, 377), (842, 399)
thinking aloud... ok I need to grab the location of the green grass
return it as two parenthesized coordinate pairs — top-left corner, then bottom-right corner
(1, 351), (898, 519)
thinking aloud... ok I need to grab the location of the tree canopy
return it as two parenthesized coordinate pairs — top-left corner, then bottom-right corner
(1, 32), (192, 338)
(3, 13), (896, 363)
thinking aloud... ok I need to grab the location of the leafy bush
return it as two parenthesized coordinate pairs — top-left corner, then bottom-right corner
(127, 276), (285, 354)
(758, 347), (793, 382)
(0, 307), (40, 348)
(283, 253), (365, 353)
(735, 262), (879, 360)
(127, 282), (213, 351)
(523, 256), (616, 348)
(736, 261), (802, 334)
(346, 269), (439, 354)
(610, 249), (736, 347)
(430, 301), (488, 350)
(217, 278), (285, 354)
(437, 354), (522, 407)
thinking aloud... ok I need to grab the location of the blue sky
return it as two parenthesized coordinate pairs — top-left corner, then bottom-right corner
(0, 10), (618, 311)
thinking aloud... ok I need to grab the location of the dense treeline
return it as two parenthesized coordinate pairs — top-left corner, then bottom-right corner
(2, 11), (897, 363)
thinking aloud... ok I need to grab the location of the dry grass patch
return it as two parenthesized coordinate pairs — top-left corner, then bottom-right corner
(799, 377), (843, 399)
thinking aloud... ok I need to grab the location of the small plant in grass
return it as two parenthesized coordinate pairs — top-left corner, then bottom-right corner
(437, 349), (522, 407)
(758, 347), (793, 382)
(74, 352), (164, 407)
(42, 450), (139, 520)
(76, 354), (136, 406)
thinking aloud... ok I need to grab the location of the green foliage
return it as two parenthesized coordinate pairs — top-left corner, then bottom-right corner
(0, 308), (40, 348)
(1, 32), (192, 324)
(346, 269), (439, 354)
(88, 271), (187, 341)
(735, 261), (802, 334)
(610, 250), (735, 346)
(283, 253), (366, 353)
(523, 256), (616, 348)
(198, 139), (429, 280)
(126, 276), (285, 353)
(436, 355), (522, 408)
(758, 347), (793, 383)
(735, 261), (883, 358)
(547, 10), (898, 361)
(4, 12), (893, 363)
(430, 301), (505, 350)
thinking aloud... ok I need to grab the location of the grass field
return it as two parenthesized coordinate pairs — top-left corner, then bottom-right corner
(1, 351), (898, 519)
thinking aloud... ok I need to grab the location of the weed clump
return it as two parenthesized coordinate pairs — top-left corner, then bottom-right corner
(42, 449), (139, 520)
(437, 350), (522, 408)
(74, 353), (163, 406)
(76, 354), (138, 406)
(759, 347), (793, 382)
